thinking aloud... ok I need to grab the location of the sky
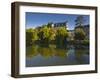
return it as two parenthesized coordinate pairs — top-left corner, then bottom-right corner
(25, 12), (89, 30)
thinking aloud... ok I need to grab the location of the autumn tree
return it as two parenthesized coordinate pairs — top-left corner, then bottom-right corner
(74, 28), (86, 40)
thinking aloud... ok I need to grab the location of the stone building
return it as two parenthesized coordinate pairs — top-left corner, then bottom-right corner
(51, 21), (68, 29)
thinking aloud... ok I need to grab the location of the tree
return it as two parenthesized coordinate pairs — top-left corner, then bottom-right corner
(43, 26), (56, 43)
(56, 27), (68, 45)
(37, 25), (55, 43)
(37, 28), (44, 41)
(47, 22), (53, 28)
(75, 15), (85, 27)
(74, 28), (86, 40)
(48, 28), (56, 41)
(32, 29), (39, 41)
(26, 29), (34, 46)
(26, 29), (38, 46)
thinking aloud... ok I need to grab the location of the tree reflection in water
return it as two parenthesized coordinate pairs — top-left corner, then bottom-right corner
(26, 44), (89, 67)
(26, 44), (68, 59)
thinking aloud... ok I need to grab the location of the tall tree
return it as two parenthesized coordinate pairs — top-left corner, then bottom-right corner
(74, 28), (86, 40)
(75, 15), (85, 27)
(26, 29), (39, 46)
(26, 29), (34, 46)
(56, 27), (68, 45)
(47, 22), (53, 28)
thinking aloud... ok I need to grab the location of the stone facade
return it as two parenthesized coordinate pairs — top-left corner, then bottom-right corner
(51, 21), (68, 28)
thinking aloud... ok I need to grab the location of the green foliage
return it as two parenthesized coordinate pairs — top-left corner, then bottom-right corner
(38, 26), (56, 43)
(37, 28), (44, 41)
(56, 27), (68, 44)
(26, 44), (67, 58)
(49, 28), (56, 40)
(82, 40), (89, 45)
(42, 26), (50, 40)
(47, 22), (52, 28)
(74, 28), (86, 40)
(26, 28), (38, 46)
(26, 29), (34, 46)
(26, 25), (69, 46)
(56, 27), (68, 37)
(32, 29), (39, 41)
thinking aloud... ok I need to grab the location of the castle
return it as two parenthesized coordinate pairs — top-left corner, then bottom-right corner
(37, 21), (89, 40)
(51, 21), (68, 28)
(51, 21), (89, 40)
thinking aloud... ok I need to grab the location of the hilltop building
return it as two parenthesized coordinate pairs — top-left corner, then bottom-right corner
(36, 21), (89, 40)
(51, 21), (68, 29)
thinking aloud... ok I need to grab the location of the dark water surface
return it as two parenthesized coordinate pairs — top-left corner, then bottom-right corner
(26, 44), (89, 67)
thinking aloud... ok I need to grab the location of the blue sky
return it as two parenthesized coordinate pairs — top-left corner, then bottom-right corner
(25, 12), (89, 30)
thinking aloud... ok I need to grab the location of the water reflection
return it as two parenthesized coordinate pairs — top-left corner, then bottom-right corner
(26, 44), (89, 67)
